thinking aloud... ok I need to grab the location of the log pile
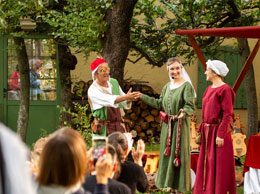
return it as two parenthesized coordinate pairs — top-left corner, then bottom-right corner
(72, 79), (161, 142)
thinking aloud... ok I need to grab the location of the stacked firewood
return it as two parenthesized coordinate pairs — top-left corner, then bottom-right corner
(72, 79), (161, 142)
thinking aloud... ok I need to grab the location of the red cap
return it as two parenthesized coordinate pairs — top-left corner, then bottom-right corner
(90, 58), (106, 72)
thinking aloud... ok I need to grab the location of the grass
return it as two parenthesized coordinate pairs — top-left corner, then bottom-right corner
(145, 143), (160, 152)
(132, 142), (160, 152)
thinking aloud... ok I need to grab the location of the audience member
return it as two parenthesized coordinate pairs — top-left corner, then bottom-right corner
(108, 132), (149, 194)
(36, 127), (112, 194)
(0, 123), (36, 194)
(29, 137), (50, 175)
(83, 144), (131, 194)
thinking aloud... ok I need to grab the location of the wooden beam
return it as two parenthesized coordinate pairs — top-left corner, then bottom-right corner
(233, 39), (260, 93)
(188, 35), (207, 70)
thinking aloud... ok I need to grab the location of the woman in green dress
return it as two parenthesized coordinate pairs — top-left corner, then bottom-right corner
(138, 57), (195, 193)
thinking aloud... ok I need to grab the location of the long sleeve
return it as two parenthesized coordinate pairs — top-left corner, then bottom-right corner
(118, 86), (131, 110)
(30, 72), (40, 88)
(136, 166), (149, 193)
(88, 85), (118, 110)
(217, 86), (235, 138)
(182, 83), (195, 116)
(140, 84), (168, 110)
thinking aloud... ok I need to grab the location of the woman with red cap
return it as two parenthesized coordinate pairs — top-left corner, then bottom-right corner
(88, 58), (140, 136)
(193, 59), (236, 194)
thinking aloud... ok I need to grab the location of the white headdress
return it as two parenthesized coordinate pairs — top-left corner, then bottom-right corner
(206, 59), (229, 77)
(167, 63), (197, 98)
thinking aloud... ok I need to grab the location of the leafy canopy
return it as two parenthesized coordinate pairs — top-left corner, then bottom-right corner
(130, 0), (260, 66)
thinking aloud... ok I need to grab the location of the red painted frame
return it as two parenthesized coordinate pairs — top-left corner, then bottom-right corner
(175, 26), (260, 93)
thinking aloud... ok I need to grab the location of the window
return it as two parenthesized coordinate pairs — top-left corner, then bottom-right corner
(7, 39), (57, 101)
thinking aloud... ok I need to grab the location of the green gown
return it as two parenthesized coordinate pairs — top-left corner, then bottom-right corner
(141, 81), (195, 192)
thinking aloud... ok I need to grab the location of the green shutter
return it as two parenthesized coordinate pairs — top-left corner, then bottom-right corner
(197, 63), (210, 108)
(197, 46), (247, 109)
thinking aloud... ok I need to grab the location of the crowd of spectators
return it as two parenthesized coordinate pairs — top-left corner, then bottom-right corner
(0, 124), (149, 194)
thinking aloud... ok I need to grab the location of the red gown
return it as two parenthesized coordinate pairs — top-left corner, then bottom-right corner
(193, 84), (236, 194)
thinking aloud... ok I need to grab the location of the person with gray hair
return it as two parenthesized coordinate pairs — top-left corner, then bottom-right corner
(193, 59), (236, 194)
(29, 58), (43, 100)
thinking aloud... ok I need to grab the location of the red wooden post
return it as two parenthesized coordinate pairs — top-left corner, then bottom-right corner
(233, 39), (260, 93)
(187, 35), (207, 70)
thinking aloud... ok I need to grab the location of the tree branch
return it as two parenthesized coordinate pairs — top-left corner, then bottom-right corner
(195, 1), (241, 47)
(130, 43), (165, 67)
(127, 55), (143, 64)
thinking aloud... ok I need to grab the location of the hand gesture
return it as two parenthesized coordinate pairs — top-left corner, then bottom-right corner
(124, 132), (134, 155)
(95, 154), (113, 184)
(86, 148), (94, 174)
(125, 88), (142, 101)
(131, 139), (145, 166)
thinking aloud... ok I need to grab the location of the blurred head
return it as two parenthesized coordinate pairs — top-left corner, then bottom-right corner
(108, 132), (128, 163)
(37, 127), (87, 187)
(108, 144), (117, 165)
(29, 59), (42, 72)
(166, 57), (183, 79)
(107, 144), (119, 178)
(30, 137), (50, 174)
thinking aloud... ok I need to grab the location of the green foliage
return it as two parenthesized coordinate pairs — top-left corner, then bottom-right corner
(131, 0), (260, 66)
(1, 0), (259, 65)
(0, 0), (113, 55)
(58, 102), (92, 148)
(42, 0), (113, 55)
(39, 128), (49, 138)
(0, 0), (45, 36)
(145, 142), (160, 152)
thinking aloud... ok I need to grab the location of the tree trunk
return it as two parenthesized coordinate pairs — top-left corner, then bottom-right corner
(237, 38), (258, 139)
(13, 37), (30, 142)
(57, 43), (77, 127)
(102, 0), (138, 85)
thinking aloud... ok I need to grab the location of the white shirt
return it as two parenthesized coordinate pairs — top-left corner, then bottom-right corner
(88, 79), (131, 111)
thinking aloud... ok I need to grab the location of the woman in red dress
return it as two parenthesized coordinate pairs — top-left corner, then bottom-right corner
(193, 60), (236, 194)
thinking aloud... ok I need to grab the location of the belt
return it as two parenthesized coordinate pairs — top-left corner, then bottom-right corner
(202, 122), (219, 190)
(164, 115), (182, 167)
(102, 120), (121, 125)
(203, 123), (219, 127)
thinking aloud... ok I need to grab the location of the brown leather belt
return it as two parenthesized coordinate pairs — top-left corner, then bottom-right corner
(101, 120), (121, 125)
